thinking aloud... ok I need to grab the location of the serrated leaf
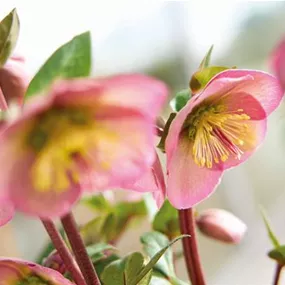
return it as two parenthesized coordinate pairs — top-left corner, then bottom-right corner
(130, 234), (189, 285)
(157, 113), (176, 153)
(170, 89), (191, 112)
(260, 206), (280, 248)
(0, 8), (20, 66)
(141, 232), (175, 278)
(25, 31), (91, 99)
(152, 200), (179, 240)
(199, 45), (214, 69)
(190, 66), (229, 95)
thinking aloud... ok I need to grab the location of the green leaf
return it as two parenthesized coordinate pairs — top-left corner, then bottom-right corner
(260, 206), (280, 248)
(94, 253), (120, 281)
(268, 245), (285, 265)
(86, 242), (117, 263)
(170, 89), (191, 112)
(25, 31), (91, 99)
(190, 66), (229, 95)
(199, 45), (214, 69)
(157, 113), (176, 153)
(101, 252), (151, 285)
(140, 232), (175, 277)
(0, 8), (20, 66)
(152, 200), (179, 240)
(82, 194), (113, 213)
(130, 234), (189, 285)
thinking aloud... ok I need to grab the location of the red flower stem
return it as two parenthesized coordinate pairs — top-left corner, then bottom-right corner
(41, 219), (87, 285)
(178, 208), (206, 285)
(61, 212), (101, 285)
(273, 264), (283, 285)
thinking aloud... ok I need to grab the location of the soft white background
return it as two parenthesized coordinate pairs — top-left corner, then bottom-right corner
(1, 1), (285, 284)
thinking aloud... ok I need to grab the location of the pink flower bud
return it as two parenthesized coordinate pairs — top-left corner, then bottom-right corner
(0, 55), (29, 107)
(196, 209), (247, 244)
(42, 250), (67, 275)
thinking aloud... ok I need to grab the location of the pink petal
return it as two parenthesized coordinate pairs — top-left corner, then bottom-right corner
(167, 137), (223, 209)
(210, 69), (283, 116)
(271, 38), (285, 90)
(220, 119), (267, 169)
(80, 110), (156, 191)
(127, 153), (166, 208)
(0, 202), (14, 227)
(7, 151), (81, 218)
(52, 74), (168, 120)
(0, 258), (74, 285)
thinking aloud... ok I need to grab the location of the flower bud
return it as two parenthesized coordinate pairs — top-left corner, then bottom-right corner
(196, 209), (247, 244)
(42, 250), (66, 275)
(0, 55), (29, 106)
(0, 258), (73, 285)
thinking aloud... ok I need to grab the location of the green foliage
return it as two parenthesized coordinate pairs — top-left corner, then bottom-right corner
(81, 195), (148, 245)
(101, 234), (188, 285)
(152, 200), (179, 239)
(199, 45), (214, 69)
(25, 31), (91, 99)
(268, 246), (285, 265)
(0, 8), (19, 66)
(170, 89), (191, 112)
(189, 66), (229, 94)
(86, 242), (117, 263)
(157, 113), (176, 153)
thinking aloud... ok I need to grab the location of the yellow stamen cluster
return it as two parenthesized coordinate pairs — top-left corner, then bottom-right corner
(186, 103), (251, 168)
(26, 107), (93, 193)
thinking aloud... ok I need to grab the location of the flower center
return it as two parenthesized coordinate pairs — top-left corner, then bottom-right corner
(16, 274), (50, 285)
(186, 103), (251, 168)
(26, 107), (94, 193)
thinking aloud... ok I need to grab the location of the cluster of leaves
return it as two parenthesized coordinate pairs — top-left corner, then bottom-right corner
(37, 195), (186, 284)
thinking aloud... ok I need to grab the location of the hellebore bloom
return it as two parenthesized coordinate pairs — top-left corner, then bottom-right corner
(0, 55), (29, 107)
(0, 75), (167, 218)
(165, 70), (283, 208)
(0, 258), (73, 285)
(271, 37), (285, 90)
(196, 208), (247, 244)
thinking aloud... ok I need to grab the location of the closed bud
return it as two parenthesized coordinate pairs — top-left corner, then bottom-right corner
(196, 209), (247, 244)
(43, 250), (66, 275)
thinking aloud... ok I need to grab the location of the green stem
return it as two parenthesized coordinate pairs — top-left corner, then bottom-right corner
(178, 208), (206, 285)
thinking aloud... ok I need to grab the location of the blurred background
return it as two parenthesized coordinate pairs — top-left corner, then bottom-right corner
(1, 1), (285, 284)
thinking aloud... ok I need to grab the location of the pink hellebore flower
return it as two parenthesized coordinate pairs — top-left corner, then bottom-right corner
(271, 37), (285, 90)
(0, 258), (73, 285)
(0, 75), (168, 218)
(165, 70), (283, 209)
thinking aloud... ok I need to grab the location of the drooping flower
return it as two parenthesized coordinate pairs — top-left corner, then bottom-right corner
(0, 55), (29, 107)
(165, 69), (283, 209)
(0, 75), (167, 218)
(0, 258), (73, 285)
(196, 208), (247, 244)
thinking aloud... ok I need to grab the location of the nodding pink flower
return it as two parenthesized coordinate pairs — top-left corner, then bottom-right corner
(165, 69), (283, 209)
(0, 75), (168, 218)
(0, 55), (29, 108)
(43, 250), (66, 275)
(196, 209), (247, 244)
(0, 258), (73, 285)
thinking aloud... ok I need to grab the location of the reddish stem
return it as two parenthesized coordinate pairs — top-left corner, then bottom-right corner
(273, 264), (283, 285)
(41, 219), (86, 285)
(179, 208), (206, 285)
(61, 212), (101, 285)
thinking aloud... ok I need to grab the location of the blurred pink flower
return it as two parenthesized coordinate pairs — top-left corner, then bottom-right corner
(271, 38), (285, 91)
(0, 55), (29, 107)
(43, 250), (67, 275)
(0, 203), (14, 227)
(0, 258), (73, 285)
(196, 208), (247, 244)
(165, 69), (283, 209)
(0, 75), (167, 218)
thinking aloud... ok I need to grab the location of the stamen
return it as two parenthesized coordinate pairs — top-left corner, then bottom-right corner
(188, 103), (251, 168)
